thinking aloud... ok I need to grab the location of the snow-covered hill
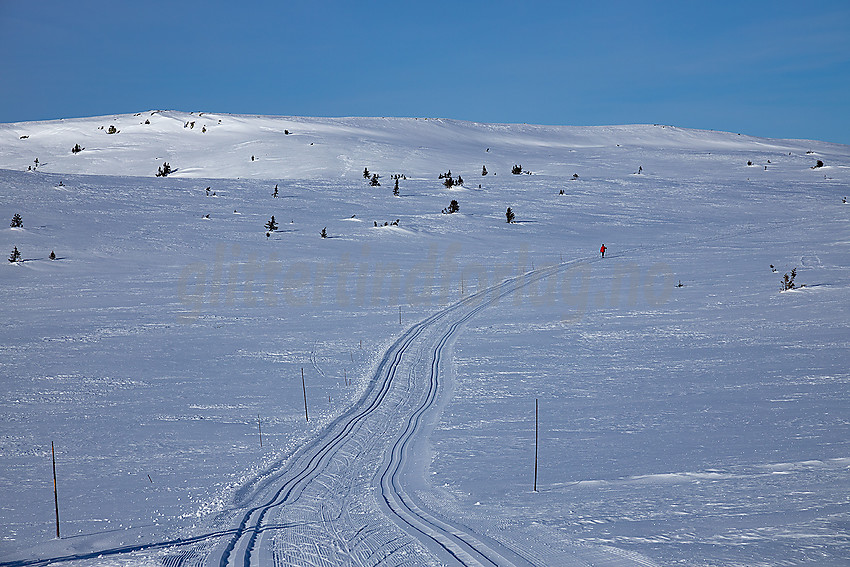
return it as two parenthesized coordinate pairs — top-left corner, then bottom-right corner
(1, 112), (849, 567)
(1, 110), (845, 180)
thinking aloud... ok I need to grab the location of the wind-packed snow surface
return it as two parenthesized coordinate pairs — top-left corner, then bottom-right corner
(1, 112), (848, 567)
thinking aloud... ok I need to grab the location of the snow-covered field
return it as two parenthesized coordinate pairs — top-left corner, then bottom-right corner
(1, 112), (848, 566)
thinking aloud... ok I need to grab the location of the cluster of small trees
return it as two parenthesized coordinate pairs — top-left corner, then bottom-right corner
(71, 144), (84, 154)
(374, 220), (400, 227)
(363, 168), (381, 186)
(442, 200), (460, 214)
(8, 246), (56, 263)
(156, 162), (173, 177)
(511, 164), (523, 175)
(8, 215), (56, 261)
(106, 125), (120, 134)
(439, 170), (464, 188)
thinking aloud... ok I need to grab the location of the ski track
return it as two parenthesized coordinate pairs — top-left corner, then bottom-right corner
(3, 220), (791, 567)
(164, 247), (663, 567)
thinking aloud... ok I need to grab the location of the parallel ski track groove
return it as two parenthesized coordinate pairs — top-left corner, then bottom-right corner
(225, 261), (566, 567)
(376, 261), (570, 567)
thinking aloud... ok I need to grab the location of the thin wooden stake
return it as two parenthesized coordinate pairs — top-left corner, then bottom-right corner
(302, 368), (309, 422)
(257, 414), (263, 447)
(399, 305), (402, 325)
(147, 474), (153, 483)
(52, 441), (60, 538)
(534, 399), (539, 492)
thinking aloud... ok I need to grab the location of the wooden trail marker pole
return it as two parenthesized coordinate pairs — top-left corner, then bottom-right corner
(533, 399), (539, 492)
(257, 414), (263, 448)
(399, 306), (402, 325)
(52, 441), (60, 538)
(302, 368), (309, 422)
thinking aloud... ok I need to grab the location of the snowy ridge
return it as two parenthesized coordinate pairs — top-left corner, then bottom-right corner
(1, 110), (844, 180)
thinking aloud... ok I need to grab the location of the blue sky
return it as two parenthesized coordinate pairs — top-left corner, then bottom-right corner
(2, 0), (848, 143)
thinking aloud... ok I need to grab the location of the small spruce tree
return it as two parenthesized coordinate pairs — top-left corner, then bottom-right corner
(506, 207), (515, 223)
(71, 144), (84, 154)
(156, 162), (172, 177)
(393, 178), (400, 196)
(265, 216), (278, 232)
(363, 167), (370, 179)
(512, 164), (522, 175)
(107, 125), (119, 134)
(448, 200), (459, 214)
(781, 268), (797, 291)
(321, 227), (328, 238)
(9, 246), (21, 263)
(49, 250), (56, 260)
(482, 165), (488, 176)
(10, 214), (23, 228)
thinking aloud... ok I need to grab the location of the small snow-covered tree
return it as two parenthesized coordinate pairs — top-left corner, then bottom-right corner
(10, 214), (23, 228)
(781, 268), (797, 291)
(482, 165), (488, 176)
(445, 200), (459, 214)
(49, 250), (56, 260)
(106, 125), (119, 134)
(321, 227), (328, 238)
(812, 160), (824, 169)
(512, 164), (523, 175)
(71, 144), (84, 154)
(265, 216), (278, 232)
(393, 178), (400, 196)
(156, 162), (172, 177)
(363, 167), (370, 179)
(506, 207), (515, 223)
(370, 173), (381, 187)
(9, 246), (21, 263)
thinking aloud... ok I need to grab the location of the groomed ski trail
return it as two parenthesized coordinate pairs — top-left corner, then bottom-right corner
(189, 253), (658, 567)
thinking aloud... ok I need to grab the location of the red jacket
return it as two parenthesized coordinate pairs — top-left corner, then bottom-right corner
(600, 245), (607, 254)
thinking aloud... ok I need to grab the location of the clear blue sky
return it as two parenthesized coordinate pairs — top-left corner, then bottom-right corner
(2, 0), (848, 144)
